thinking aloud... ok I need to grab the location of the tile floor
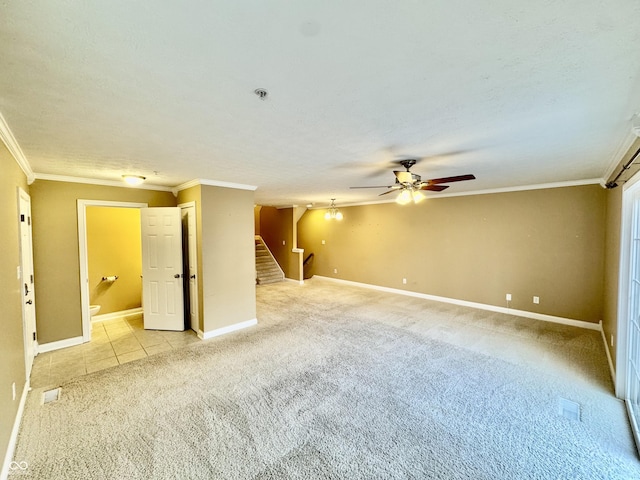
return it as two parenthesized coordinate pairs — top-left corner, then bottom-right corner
(30, 314), (200, 389)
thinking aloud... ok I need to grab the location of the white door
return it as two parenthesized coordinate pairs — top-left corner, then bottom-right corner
(626, 189), (640, 450)
(18, 188), (36, 378)
(181, 205), (199, 332)
(141, 207), (184, 331)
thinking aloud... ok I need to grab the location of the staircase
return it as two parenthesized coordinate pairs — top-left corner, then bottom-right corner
(255, 236), (285, 285)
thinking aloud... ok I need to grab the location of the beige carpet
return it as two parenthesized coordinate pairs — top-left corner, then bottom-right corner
(11, 278), (640, 479)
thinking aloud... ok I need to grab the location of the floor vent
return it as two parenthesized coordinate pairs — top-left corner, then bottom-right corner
(558, 397), (581, 421)
(42, 388), (61, 404)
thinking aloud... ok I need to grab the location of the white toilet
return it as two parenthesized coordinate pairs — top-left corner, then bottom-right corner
(89, 305), (101, 318)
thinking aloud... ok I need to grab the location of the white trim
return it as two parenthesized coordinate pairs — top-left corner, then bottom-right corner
(285, 278), (305, 285)
(34, 173), (173, 192)
(599, 320), (616, 386)
(1, 379), (29, 480)
(77, 200), (147, 342)
(173, 178), (257, 195)
(602, 128), (640, 184)
(614, 176), (640, 398)
(310, 179), (604, 209)
(198, 318), (257, 340)
(315, 276), (601, 331)
(38, 336), (84, 353)
(0, 111), (34, 184)
(92, 307), (143, 323)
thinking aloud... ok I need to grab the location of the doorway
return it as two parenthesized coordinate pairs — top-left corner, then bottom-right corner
(78, 200), (147, 341)
(618, 174), (640, 452)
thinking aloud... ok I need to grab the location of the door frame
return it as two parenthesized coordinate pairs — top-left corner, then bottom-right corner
(616, 171), (640, 451)
(17, 187), (37, 379)
(178, 201), (199, 332)
(77, 200), (147, 342)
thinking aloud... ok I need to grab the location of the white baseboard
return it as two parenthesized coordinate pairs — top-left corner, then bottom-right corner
(198, 318), (257, 340)
(1, 379), (30, 480)
(285, 278), (304, 285)
(314, 276), (601, 331)
(38, 336), (84, 353)
(599, 320), (617, 385)
(92, 307), (143, 323)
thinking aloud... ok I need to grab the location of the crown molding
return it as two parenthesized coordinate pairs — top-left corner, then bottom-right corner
(0, 111), (35, 184)
(173, 178), (258, 195)
(33, 173), (174, 192)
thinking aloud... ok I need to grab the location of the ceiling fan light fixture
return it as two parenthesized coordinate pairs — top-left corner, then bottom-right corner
(325, 199), (343, 220)
(396, 189), (413, 205)
(412, 190), (426, 203)
(122, 175), (146, 186)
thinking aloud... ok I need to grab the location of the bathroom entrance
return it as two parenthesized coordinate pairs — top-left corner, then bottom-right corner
(78, 201), (199, 342)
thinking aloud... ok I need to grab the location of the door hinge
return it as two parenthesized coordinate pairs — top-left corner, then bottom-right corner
(32, 332), (36, 341)
(30, 274), (33, 284)
(28, 216), (31, 226)
(20, 214), (25, 222)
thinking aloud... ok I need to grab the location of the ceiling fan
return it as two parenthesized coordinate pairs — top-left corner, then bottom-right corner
(350, 159), (476, 204)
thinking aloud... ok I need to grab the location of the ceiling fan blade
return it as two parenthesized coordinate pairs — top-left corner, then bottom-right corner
(419, 184), (449, 192)
(427, 174), (476, 185)
(349, 185), (394, 189)
(378, 189), (399, 196)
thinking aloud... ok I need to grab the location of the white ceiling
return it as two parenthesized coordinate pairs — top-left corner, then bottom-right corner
(2, 1), (640, 206)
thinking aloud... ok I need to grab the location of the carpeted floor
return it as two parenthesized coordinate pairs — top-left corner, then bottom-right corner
(10, 278), (640, 479)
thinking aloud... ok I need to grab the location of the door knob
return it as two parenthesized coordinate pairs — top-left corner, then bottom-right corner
(174, 273), (181, 278)
(26, 300), (33, 305)
(190, 275), (196, 279)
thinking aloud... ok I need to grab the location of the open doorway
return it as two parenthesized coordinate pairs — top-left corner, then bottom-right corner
(77, 200), (147, 341)
(78, 200), (200, 341)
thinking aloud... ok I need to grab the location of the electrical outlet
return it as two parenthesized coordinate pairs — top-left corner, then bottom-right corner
(321, 240), (326, 245)
(282, 240), (285, 245)
(402, 278), (407, 284)
(17, 266), (21, 280)
(333, 268), (338, 274)
(12, 382), (16, 401)
(506, 293), (512, 301)
(533, 296), (540, 304)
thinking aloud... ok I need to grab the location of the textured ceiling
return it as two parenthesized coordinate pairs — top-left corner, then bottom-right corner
(2, 1), (640, 206)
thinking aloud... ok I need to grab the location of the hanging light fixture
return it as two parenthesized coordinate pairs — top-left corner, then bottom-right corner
(396, 186), (425, 205)
(324, 199), (343, 220)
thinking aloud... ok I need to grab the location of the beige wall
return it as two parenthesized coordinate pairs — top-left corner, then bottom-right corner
(0, 145), (28, 464)
(30, 181), (176, 344)
(260, 206), (296, 278)
(86, 206), (142, 315)
(199, 185), (256, 332)
(177, 185), (204, 331)
(254, 205), (261, 235)
(298, 184), (606, 323)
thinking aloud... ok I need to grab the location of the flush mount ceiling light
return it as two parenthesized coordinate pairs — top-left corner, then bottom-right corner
(122, 175), (146, 186)
(324, 199), (343, 220)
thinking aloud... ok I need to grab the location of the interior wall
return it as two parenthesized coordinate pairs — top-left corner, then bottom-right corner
(177, 185), (204, 332)
(254, 205), (261, 236)
(200, 185), (256, 332)
(86, 206), (142, 315)
(260, 206), (294, 278)
(29, 180), (176, 344)
(0, 144), (28, 466)
(298, 184), (606, 323)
